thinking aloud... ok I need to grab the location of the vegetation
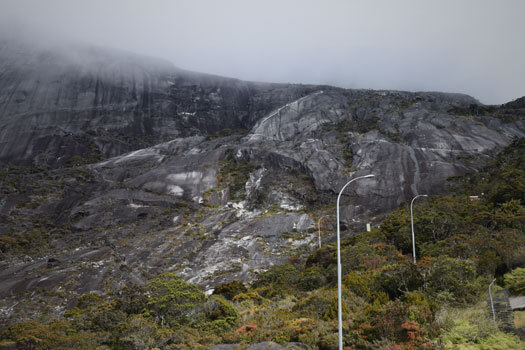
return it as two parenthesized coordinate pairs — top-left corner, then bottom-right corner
(205, 128), (249, 140)
(213, 280), (248, 300)
(64, 135), (106, 166)
(505, 268), (525, 295)
(1, 139), (524, 348)
(0, 164), (92, 257)
(449, 103), (524, 124)
(217, 149), (256, 201)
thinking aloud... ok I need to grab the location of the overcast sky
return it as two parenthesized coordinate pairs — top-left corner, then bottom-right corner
(1, 0), (524, 104)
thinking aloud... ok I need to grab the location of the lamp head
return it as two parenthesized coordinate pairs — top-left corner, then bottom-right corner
(363, 174), (375, 178)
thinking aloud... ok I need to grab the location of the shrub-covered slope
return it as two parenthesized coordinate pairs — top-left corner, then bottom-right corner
(1, 139), (523, 349)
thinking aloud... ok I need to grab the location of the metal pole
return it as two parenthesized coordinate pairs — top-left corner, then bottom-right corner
(489, 278), (497, 326)
(337, 174), (375, 350)
(317, 215), (330, 248)
(410, 194), (427, 264)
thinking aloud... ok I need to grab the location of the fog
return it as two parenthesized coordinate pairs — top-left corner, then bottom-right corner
(1, 0), (524, 104)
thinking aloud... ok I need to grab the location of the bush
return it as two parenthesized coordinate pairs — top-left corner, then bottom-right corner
(0, 320), (103, 349)
(343, 271), (377, 301)
(376, 260), (424, 299)
(293, 290), (333, 319)
(340, 243), (377, 272)
(116, 315), (171, 350)
(76, 293), (102, 309)
(438, 303), (523, 349)
(305, 244), (336, 269)
(405, 291), (438, 326)
(476, 250), (502, 276)
(197, 296), (239, 335)
(297, 267), (328, 291)
(357, 298), (437, 347)
(293, 287), (358, 321)
(380, 209), (412, 253)
(252, 264), (299, 288)
(504, 267), (525, 295)
(426, 256), (477, 304)
(232, 290), (267, 305)
(146, 272), (206, 327)
(89, 301), (127, 332)
(213, 279), (247, 300)
(114, 284), (148, 314)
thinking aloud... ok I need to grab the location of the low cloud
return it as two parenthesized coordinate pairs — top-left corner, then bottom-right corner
(1, 0), (524, 104)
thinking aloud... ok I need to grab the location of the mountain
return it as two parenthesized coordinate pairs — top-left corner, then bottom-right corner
(0, 40), (524, 326)
(0, 40), (316, 167)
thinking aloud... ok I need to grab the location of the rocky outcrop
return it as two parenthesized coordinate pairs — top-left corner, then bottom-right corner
(243, 88), (524, 211)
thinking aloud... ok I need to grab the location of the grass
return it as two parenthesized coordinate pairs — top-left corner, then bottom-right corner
(436, 300), (523, 349)
(514, 310), (525, 330)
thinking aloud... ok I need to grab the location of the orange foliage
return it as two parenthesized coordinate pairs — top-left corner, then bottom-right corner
(234, 324), (257, 333)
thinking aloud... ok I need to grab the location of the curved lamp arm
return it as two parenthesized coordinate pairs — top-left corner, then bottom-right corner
(410, 194), (428, 264)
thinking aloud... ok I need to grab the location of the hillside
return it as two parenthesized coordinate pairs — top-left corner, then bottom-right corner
(1, 137), (523, 349)
(0, 41), (524, 349)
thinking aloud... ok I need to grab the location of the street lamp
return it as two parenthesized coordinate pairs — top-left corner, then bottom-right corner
(317, 215), (331, 248)
(410, 194), (428, 264)
(336, 174), (375, 350)
(489, 278), (497, 326)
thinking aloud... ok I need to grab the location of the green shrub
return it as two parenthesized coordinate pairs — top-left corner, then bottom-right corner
(252, 264), (299, 288)
(305, 244), (336, 269)
(438, 303), (523, 349)
(343, 271), (377, 301)
(380, 209), (412, 253)
(476, 250), (502, 276)
(232, 290), (267, 304)
(213, 279), (247, 300)
(376, 260), (424, 299)
(340, 243), (377, 272)
(504, 267), (525, 295)
(66, 296), (127, 333)
(426, 256), (477, 304)
(352, 228), (387, 246)
(293, 288), (338, 318)
(324, 296), (349, 321)
(146, 272), (206, 328)
(298, 266), (327, 291)
(116, 315), (171, 350)
(92, 303), (127, 332)
(0, 320), (104, 349)
(114, 283), (148, 314)
(197, 296), (239, 335)
(405, 291), (438, 326)
(358, 298), (437, 347)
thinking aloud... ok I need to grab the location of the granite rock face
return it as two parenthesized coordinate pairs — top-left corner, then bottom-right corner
(0, 40), (524, 322)
(0, 40), (317, 167)
(243, 88), (524, 211)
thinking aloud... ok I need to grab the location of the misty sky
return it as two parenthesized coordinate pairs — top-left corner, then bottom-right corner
(1, 0), (524, 104)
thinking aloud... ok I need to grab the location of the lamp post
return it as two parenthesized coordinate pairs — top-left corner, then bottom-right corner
(317, 215), (331, 248)
(410, 194), (427, 264)
(489, 278), (497, 326)
(336, 174), (375, 350)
